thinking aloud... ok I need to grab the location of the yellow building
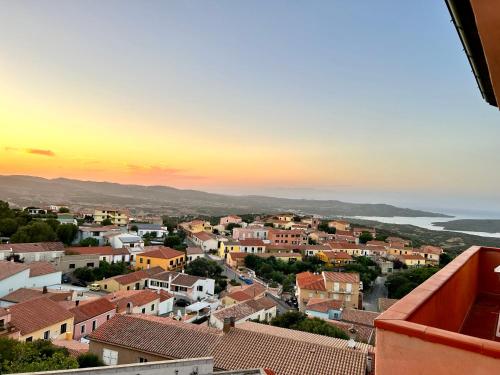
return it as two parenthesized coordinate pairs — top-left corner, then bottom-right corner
(328, 220), (351, 232)
(136, 246), (185, 271)
(93, 209), (128, 226)
(316, 251), (353, 266)
(277, 213), (295, 222)
(218, 241), (240, 259)
(95, 267), (164, 292)
(10, 297), (74, 342)
(398, 254), (426, 268)
(178, 220), (212, 234)
(387, 246), (414, 256)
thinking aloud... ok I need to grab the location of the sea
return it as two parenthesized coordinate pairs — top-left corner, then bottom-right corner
(348, 211), (500, 239)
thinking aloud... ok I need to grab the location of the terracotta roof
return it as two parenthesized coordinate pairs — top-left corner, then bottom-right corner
(239, 239), (265, 247)
(70, 297), (116, 324)
(321, 251), (353, 260)
(140, 246), (184, 260)
(9, 297), (74, 335)
(323, 272), (360, 284)
(229, 252), (301, 260)
(398, 254), (425, 260)
(0, 261), (29, 281)
(52, 339), (89, 356)
(28, 261), (58, 277)
(213, 297), (277, 322)
(237, 321), (373, 353)
(105, 290), (160, 313)
(417, 245), (443, 255)
(326, 319), (375, 345)
(192, 231), (215, 242)
(89, 315), (369, 375)
(156, 289), (174, 302)
(225, 284), (266, 302)
(67, 246), (129, 256)
(171, 273), (202, 287)
(306, 298), (343, 313)
(296, 272), (326, 291)
(89, 314), (222, 358)
(378, 298), (398, 312)
(186, 246), (204, 255)
(0, 242), (65, 253)
(366, 240), (387, 246)
(327, 242), (360, 250)
(0, 288), (71, 304)
(112, 267), (163, 285)
(341, 309), (379, 327)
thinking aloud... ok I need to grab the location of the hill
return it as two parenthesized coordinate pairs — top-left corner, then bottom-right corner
(435, 219), (500, 234)
(0, 175), (448, 218)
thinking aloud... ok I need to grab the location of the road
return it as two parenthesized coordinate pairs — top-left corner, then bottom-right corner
(363, 276), (388, 312)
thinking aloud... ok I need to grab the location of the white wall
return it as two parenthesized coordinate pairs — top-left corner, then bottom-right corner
(159, 297), (174, 315)
(29, 271), (62, 288)
(0, 269), (30, 298)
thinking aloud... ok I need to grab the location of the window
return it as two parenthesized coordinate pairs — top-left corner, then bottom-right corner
(333, 282), (340, 292)
(151, 304), (155, 311)
(146, 259), (150, 265)
(60, 323), (67, 334)
(139, 258), (143, 263)
(346, 283), (352, 293)
(69, 263), (76, 269)
(87, 262), (94, 267)
(197, 285), (203, 292)
(92, 320), (97, 331)
(107, 314), (110, 320)
(346, 295), (351, 302)
(139, 357), (148, 363)
(25, 337), (33, 342)
(104, 284), (108, 290)
(43, 330), (50, 340)
(169, 260), (173, 266)
(103, 349), (118, 365)
(81, 325), (85, 334)
(141, 308), (146, 314)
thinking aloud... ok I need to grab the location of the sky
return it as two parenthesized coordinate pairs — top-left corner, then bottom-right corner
(1, 1), (499, 213)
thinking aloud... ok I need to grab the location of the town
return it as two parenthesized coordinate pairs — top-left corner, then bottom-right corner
(0, 201), (450, 374)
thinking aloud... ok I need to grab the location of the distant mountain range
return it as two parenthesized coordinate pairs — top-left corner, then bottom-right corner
(0, 175), (449, 218)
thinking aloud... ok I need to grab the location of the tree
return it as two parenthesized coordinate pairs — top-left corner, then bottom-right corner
(0, 338), (78, 374)
(56, 224), (78, 246)
(270, 311), (349, 340)
(226, 223), (241, 232)
(439, 252), (453, 267)
(79, 237), (99, 247)
(77, 353), (104, 368)
(58, 207), (70, 213)
(101, 218), (113, 226)
(358, 231), (373, 244)
(385, 266), (439, 298)
(164, 235), (182, 247)
(130, 224), (138, 233)
(0, 218), (18, 237)
(318, 222), (336, 234)
(45, 218), (60, 232)
(10, 222), (57, 243)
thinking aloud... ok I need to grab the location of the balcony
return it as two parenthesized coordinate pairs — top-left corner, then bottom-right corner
(375, 246), (500, 374)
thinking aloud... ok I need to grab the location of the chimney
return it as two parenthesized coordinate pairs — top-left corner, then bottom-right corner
(223, 316), (236, 333)
(75, 300), (80, 306)
(42, 286), (48, 294)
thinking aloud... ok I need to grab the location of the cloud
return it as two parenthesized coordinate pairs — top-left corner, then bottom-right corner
(26, 149), (55, 157)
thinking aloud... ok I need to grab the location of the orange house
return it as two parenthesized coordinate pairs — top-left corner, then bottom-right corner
(136, 246), (185, 271)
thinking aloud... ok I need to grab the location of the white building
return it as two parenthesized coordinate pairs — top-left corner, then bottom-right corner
(186, 247), (205, 263)
(106, 233), (144, 249)
(75, 226), (123, 246)
(190, 232), (218, 252)
(147, 271), (215, 302)
(0, 242), (65, 263)
(0, 261), (62, 298)
(232, 227), (269, 241)
(134, 224), (168, 238)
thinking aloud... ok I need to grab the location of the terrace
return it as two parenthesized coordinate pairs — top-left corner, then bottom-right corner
(375, 246), (500, 374)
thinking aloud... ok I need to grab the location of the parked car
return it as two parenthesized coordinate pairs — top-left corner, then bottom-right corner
(89, 283), (101, 291)
(72, 280), (87, 287)
(61, 274), (71, 283)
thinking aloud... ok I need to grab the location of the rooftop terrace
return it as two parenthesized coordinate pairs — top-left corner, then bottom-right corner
(375, 246), (500, 374)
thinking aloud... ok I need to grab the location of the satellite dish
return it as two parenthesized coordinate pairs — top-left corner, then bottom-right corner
(347, 339), (356, 349)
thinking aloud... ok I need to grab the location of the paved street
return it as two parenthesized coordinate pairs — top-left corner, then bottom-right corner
(363, 275), (388, 312)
